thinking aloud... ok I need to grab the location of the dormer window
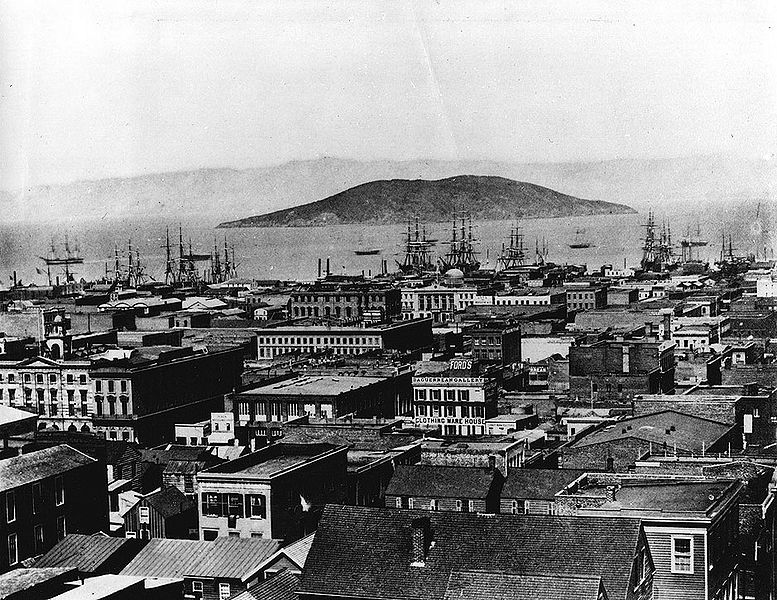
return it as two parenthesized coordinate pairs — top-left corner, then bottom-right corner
(671, 536), (693, 573)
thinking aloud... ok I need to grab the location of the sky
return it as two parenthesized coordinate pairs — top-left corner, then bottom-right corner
(1, 0), (776, 191)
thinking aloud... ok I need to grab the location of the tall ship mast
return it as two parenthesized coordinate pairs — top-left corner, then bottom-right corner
(439, 210), (480, 274)
(640, 210), (676, 272)
(397, 216), (436, 274)
(496, 221), (528, 271)
(40, 236), (84, 285)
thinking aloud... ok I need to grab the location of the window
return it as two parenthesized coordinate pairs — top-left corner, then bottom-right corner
(7, 534), (18, 566)
(395, 497), (403, 508)
(203, 529), (218, 541)
(139, 506), (150, 523)
(66, 374), (73, 384)
(108, 380), (115, 393)
(511, 500), (525, 514)
(429, 499), (437, 511)
(457, 390), (470, 402)
(79, 374), (86, 385)
(228, 493), (244, 517)
(36, 374), (44, 384)
(671, 536), (694, 573)
(34, 524), (44, 554)
(202, 493), (222, 516)
(468, 500), (475, 512)
(57, 515), (66, 540)
(247, 494), (266, 519)
(5, 491), (15, 523)
(408, 498), (414, 509)
(55, 476), (64, 506)
(192, 581), (204, 595)
(219, 583), (231, 600)
(33, 483), (43, 515)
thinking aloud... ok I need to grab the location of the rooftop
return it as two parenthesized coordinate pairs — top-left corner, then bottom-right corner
(386, 465), (499, 499)
(202, 443), (346, 480)
(300, 505), (644, 600)
(570, 410), (734, 453)
(443, 571), (605, 600)
(501, 469), (586, 501)
(241, 375), (387, 397)
(120, 537), (280, 581)
(0, 445), (95, 493)
(230, 569), (300, 600)
(34, 534), (138, 573)
(0, 568), (77, 600)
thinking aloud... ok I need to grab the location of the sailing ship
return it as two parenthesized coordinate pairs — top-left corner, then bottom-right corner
(438, 211), (480, 274)
(496, 222), (528, 271)
(39, 237), (84, 285)
(568, 229), (593, 249)
(396, 216), (436, 274)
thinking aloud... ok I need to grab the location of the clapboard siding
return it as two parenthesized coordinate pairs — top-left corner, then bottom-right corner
(643, 527), (706, 600)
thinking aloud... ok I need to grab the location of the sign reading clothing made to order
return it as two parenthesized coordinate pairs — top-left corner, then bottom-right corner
(415, 416), (486, 426)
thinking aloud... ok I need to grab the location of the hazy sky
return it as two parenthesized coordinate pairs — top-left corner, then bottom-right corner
(1, 0), (775, 190)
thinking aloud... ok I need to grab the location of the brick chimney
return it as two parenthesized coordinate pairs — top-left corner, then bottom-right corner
(410, 517), (432, 566)
(605, 485), (617, 502)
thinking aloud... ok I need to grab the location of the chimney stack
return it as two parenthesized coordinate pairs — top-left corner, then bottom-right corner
(605, 485), (617, 502)
(410, 517), (431, 566)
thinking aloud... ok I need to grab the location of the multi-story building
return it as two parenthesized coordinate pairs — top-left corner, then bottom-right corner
(568, 335), (676, 403)
(556, 473), (744, 600)
(467, 321), (521, 365)
(89, 345), (243, 445)
(400, 283), (478, 324)
(473, 288), (566, 307)
(197, 443), (348, 542)
(290, 280), (401, 323)
(256, 317), (433, 359)
(0, 445), (108, 573)
(412, 359), (498, 436)
(565, 284), (608, 312)
(0, 357), (93, 433)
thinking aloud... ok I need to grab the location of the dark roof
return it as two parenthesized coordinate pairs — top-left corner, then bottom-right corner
(501, 469), (586, 501)
(443, 571), (605, 600)
(571, 410), (733, 453)
(120, 537), (280, 581)
(231, 569), (300, 600)
(0, 445), (95, 493)
(300, 505), (642, 600)
(143, 486), (194, 518)
(104, 441), (141, 464)
(33, 534), (138, 573)
(0, 568), (77, 599)
(385, 465), (499, 499)
(163, 459), (208, 474)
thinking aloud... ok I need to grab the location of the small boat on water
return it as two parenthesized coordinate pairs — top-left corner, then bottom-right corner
(568, 229), (593, 249)
(354, 248), (381, 255)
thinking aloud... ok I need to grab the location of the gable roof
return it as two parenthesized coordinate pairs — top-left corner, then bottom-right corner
(501, 469), (586, 501)
(0, 445), (96, 492)
(443, 571), (607, 600)
(570, 410), (733, 452)
(142, 486), (194, 518)
(120, 537), (280, 581)
(33, 534), (139, 574)
(254, 533), (316, 575)
(385, 465), (499, 499)
(231, 569), (300, 600)
(300, 505), (642, 600)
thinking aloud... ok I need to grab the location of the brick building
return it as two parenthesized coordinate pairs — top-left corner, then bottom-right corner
(569, 336), (676, 403)
(564, 285), (607, 312)
(466, 321), (521, 366)
(290, 280), (401, 323)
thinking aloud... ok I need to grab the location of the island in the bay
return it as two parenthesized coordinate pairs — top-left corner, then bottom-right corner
(217, 175), (636, 228)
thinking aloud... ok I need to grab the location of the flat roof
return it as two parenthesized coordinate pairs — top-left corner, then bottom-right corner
(241, 375), (386, 396)
(202, 443), (346, 480)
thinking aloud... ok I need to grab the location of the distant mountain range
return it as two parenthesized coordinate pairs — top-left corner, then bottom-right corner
(217, 175), (635, 227)
(0, 154), (773, 224)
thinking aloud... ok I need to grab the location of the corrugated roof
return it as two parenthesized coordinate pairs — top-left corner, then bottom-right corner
(443, 571), (605, 600)
(0, 445), (96, 492)
(120, 537), (280, 581)
(385, 465), (498, 499)
(230, 569), (300, 600)
(34, 534), (135, 573)
(300, 505), (643, 600)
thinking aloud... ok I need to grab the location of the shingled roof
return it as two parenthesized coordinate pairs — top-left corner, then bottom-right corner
(0, 445), (95, 493)
(231, 569), (300, 600)
(300, 505), (643, 600)
(385, 465), (500, 499)
(443, 571), (607, 600)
